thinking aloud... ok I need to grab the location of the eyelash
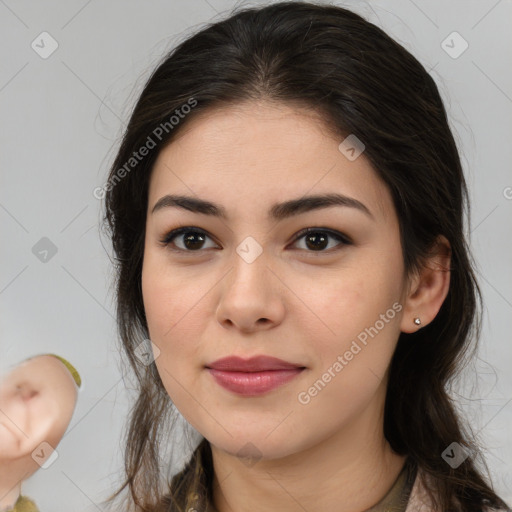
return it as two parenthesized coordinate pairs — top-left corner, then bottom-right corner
(159, 226), (352, 255)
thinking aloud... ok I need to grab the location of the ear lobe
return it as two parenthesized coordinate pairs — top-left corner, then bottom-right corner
(400, 235), (451, 333)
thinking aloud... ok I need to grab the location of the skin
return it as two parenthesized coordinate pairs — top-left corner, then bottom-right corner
(141, 100), (451, 512)
(0, 355), (78, 509)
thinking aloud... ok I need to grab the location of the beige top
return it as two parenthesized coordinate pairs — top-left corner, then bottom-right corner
(404, 468), (510, 512)
(404, 469), (435, 512)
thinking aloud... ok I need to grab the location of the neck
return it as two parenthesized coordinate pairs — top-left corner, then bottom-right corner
(210, 381), (407, 512)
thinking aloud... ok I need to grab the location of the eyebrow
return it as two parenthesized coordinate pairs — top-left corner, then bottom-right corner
(151, 193), (374, 221)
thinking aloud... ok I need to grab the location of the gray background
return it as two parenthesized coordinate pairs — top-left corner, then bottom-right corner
(1, 0), (511, 510)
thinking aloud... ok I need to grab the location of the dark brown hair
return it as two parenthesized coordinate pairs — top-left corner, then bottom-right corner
(100, 2), (510, 511)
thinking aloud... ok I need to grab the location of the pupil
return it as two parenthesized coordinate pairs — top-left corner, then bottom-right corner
(184, 232), (205, 250)
(305, 232), (328, 250)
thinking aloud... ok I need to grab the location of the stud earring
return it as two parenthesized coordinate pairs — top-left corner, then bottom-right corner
(414, 317), (421, 326)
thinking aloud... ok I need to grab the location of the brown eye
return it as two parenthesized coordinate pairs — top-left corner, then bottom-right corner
(291, 228), (351, 253)
(160, 227), (219, 252)
(159, 226), (351, 255)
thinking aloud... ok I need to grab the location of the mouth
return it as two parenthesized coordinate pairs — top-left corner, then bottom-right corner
(205, 355), (306, 396)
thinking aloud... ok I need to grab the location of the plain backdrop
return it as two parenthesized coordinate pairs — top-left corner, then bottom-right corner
(1, 1), (511, 510)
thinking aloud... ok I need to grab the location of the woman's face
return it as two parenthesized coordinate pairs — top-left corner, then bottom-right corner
(141, 100), (410, 460)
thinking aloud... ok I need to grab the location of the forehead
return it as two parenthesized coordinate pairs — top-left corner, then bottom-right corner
(149, 101), (391, 222)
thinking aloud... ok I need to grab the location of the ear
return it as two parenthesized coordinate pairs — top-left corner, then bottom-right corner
(400, 235), (451, 333)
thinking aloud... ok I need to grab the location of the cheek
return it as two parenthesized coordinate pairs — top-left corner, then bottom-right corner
(142, 279), (214, 344)
(141, 251), (211, 390)
(294, 278), (402, 427)
(142, 248), (195, 340)
(307, 264), (402, 331)
(301, 251), (404, 369)
(142, 248), (168, 329)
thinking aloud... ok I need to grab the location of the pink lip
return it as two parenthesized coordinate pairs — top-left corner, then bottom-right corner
(206, 356), (305, 396)
(207, 368), (304, 395)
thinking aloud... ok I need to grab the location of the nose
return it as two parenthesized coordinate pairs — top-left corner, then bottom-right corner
(215, 247), (286, 334)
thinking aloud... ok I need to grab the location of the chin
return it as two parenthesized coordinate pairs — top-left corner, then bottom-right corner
(208, 430), (303, 463)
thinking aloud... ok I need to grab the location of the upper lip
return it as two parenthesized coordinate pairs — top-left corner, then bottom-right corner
(206, 355), (304, 372)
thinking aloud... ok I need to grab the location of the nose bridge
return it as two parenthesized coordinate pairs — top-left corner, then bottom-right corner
(228, 235), (271, 293)
(215, 235), (284, 330)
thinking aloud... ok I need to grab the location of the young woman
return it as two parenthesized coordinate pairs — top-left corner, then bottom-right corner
(99, 2), (511, 511)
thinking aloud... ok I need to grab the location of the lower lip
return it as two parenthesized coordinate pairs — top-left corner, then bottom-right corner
(207, 368), (304, 396)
